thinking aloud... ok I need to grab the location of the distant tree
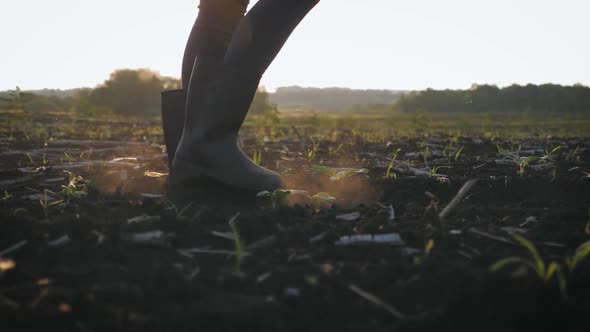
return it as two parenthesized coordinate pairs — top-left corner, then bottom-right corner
(23, 97), (59, 112)
(70, 88), (113, 116)
(0, 87), (64, 112)
(88, 68), (180, 116)
(249, 87), (276, 114)
(271, 86), (404, 112)
(392, 84), (590, 114)
(249, 87), (280, 124)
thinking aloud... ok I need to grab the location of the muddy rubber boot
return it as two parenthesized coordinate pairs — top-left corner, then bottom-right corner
(161, 58), (228, 167)
(161, 89), (186, 166)
(170, 63), (284, 193)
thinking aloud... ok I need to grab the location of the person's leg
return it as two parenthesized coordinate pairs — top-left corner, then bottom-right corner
(186, 0), (320, 140)
(181, 0), (249, 89)
(172, 0), (320, 191)
(163, 0), (248, 165)
(224, 0), (320, 76)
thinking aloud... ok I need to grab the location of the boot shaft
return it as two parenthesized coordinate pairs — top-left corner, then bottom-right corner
(184, 65), (262, 144)
(161, 89), (186, 166)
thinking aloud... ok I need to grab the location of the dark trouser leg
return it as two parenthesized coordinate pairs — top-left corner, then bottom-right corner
(224, 0), (320, 75)
(181, 0), (249, 89)
(164, 0), (248, 165)
(172, 0), (320, 192)
(184, 0), (320, 141)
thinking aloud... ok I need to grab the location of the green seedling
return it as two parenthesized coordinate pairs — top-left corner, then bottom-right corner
(228, 213), (244, 275)
(567, 146), (582, 161)
(497, 144), (521, 157)
(541, 146), (561, 162)
(491, 234), (567, 299)
(39, 190), (64, 216)
(565, 240), (590, 272)
(307, 135), (320, 161)
(252, 150), (262, 165)
(453, 146), (464, 162)
(1, 190), (12, 202)
(311, 192), (337, 213)
(385, 148), (401, 178)
(500, 150), (539, 177)
(442, 137), (464, 162)
(25, 152), (35, 165)
(514, 156), (540, 176)
(163, 201), (194, 220)
(312, 165), (369, 181)
(329, 143), (344, 156)
(412, 239), (436, 265)
(60, 171), (88, 202)
(425, 239), (435, 256)
(422, 146), (430, 166)
(428, 165), (449, 178)
(498, 144), (559, 176)
(60, 185), (87, 202)
(63, 151), (74, 163)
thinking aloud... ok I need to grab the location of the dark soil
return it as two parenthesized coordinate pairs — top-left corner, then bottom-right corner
(1, 115), (589, 332)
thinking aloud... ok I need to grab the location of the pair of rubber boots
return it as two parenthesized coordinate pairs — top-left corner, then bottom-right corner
(161, 61), (284, 197)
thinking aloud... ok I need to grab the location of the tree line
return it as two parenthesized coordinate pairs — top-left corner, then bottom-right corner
(393, 84), (590, 114)
(270, 86), (405, 112)
(2, 74), (589, 115)
(0, 68), (276, 117)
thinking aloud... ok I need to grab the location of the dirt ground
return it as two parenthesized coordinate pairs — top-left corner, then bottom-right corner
(1, 113), (589, 331)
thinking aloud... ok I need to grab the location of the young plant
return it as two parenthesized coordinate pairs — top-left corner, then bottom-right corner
(385, 148), (401, 178)
(565, 240), (590, 272)
(60, 171), (88, 203)
(1, 190), (12, 202)
(443, 138), (463, 162)
(425, 239), (435, 256)
(163, 201), (194, 220)
(567, 146), (582, 162)
(252, 150), (262, 166)
(63, 151), (74, 163)
(453, 146), (464, 162)
(514, 156), (539, 176)
(328, 143), (344, 157)
(496, 144), (521, 158)
(412, 239), (436, 266)
(25, 152), (35, 165)
(307, 135), (320, 161)
(39, 190), (64, 217)
(428, 165), (449, 178)
(498, 144), (558, 177)
(312, 165), (369, 181)
(500, 151), (539, 177)
(541, 146), (561, 162)
(310, 192), (336, 213)
(228, 213), (244, 275)
(421, 145), (430, 166)
(490, 234), (567, 299)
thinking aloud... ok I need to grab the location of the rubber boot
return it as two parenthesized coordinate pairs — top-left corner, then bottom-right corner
(169, 62), (283, 192)
(170, 0), (250, 164)
(160, 89), (185, 166)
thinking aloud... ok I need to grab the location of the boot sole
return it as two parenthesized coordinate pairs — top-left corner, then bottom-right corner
(167, 159), (267, 207)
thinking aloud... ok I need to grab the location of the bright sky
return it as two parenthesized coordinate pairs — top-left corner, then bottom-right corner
(2, 0), (589, 91)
